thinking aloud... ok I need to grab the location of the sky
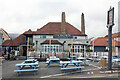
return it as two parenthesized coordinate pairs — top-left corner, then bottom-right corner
(0, 0), (120, 38)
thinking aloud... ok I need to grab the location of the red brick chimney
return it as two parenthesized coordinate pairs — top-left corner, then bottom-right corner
(81, 13), (85, 34)
(61, 12), (66, 33)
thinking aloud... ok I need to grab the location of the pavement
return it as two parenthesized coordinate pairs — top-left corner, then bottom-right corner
(0, 63), (2, 80)
(1, 60), (120, 79)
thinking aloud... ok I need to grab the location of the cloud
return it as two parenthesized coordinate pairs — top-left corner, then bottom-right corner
(0, 0), (119, 38)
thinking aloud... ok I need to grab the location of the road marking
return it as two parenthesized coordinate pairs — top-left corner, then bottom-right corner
(40, 64), (102, 78)
(100, 70), (120, 74)
(82, 68), (99, 72)
(40, 73), (66, 78)
(40, 68), (99, 78)
(64, 74), (119, 78)
(90, 64), (101, 69)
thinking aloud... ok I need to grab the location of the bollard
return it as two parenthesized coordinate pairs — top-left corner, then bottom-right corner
(100, 58), (107, 67)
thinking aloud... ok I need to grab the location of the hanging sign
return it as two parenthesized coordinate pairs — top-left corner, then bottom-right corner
(107, 7), (114, 27)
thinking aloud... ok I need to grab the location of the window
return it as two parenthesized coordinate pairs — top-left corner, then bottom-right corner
(44, 45), (59, 53)
(71, 45), (84, 53)
(40, 35), (46, 38)
(73, 36), (77, 39)
(78, 46), (80, 52)
(75, 46), (77, 53)
(53, 46), (55, 52)
(2, 37), (4, 40)
(56, 46), (59, 52)
(45, 46), (47, 52)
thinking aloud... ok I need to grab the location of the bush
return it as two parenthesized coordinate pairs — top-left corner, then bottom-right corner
(63, 50), (69, 52)
(86, 49), (93, 52)
(11, 50), (15, 53)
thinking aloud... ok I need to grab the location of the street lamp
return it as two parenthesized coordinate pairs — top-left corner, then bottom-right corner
(63, 41), (66, 52)
(36, 40), (38, 52)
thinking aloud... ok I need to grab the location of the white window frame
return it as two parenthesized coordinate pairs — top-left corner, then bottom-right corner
(71, 45), (85, 54)
(43, 44), (60, 53)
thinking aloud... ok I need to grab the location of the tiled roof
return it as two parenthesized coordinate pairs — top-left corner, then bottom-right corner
(90, 37), (108, 46)
(41, 40), (63, 45)
(2, 40), (14, 46)
(112, 32), (120, 38)
(90, 37), (120, 47)
(105, 32), (120, 38)
(24, 22), (87, 36)
(12, 34), (25, 46)
(114, 40), (120, 46)
(2, 34), (25, 46)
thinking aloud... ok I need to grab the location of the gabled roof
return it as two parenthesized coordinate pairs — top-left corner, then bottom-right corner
(0, 28), (11, 40)
(41, 40), (63, 45)
(2, 34), (25, 46)
(24, 22), (87, 36)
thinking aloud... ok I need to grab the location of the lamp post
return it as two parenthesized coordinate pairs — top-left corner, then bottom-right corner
(36, 40), (38, 52)
(63, 41), (66, 52)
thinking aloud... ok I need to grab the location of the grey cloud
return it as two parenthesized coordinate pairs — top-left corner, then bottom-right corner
(0, 0), (119, 38)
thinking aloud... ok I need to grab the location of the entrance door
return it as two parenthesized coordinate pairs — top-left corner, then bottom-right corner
(23, 46), (27, 56)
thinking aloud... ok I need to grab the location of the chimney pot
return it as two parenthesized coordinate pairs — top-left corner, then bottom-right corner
(81, 13), (85, 34)
(61, 12), (66, 33)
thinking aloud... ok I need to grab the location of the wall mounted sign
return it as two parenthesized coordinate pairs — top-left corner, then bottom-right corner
(53, 33), (73, 39)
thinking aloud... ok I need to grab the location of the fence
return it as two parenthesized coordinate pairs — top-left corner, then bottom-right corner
(28, 51), (82, 59)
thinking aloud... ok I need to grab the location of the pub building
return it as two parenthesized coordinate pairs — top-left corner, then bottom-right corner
(2, 12), (89, 57)
(23, 12), (89, 57)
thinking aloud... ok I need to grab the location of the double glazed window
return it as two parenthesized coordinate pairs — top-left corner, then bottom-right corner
(44, 45), (59, 53)
(71, 45), (84, 53)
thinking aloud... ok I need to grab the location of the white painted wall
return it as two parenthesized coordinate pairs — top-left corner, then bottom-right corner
(46, 35), (53, 38)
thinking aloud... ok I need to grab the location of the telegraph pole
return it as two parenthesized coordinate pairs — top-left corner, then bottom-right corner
(107, 6), (114, 70)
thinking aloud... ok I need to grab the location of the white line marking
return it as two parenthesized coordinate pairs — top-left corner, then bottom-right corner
(70, 74), (119, 78)
(40, 64), (101, 78)
(40, 68), (99, 78)
(82, 68), (99, 72)
(90, 64), (101, 69)
(40, 73), (66, 78)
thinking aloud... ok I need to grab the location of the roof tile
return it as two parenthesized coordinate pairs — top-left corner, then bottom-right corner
(24, 22), (87, 36)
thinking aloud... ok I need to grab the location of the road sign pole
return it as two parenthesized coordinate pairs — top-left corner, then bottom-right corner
(107, 6), (114, 70)
(108, 26), (112, 70)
